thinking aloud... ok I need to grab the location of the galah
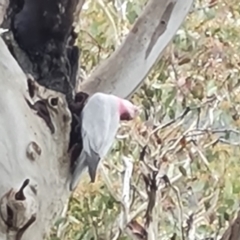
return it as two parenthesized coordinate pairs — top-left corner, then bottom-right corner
(69, 92), (139, 191)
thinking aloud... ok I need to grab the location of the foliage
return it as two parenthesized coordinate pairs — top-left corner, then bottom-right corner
(50, 0), (240, 239)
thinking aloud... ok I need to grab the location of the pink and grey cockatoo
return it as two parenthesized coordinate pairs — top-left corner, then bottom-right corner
(69, 92), (139, 191)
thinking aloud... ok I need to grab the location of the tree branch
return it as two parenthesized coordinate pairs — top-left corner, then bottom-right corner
(80, 0), (194, 99)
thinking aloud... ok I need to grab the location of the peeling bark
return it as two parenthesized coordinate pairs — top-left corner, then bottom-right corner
(145, 2), (175, 59)
(80, 0), (194, 99)
(1, 0), (85, 102)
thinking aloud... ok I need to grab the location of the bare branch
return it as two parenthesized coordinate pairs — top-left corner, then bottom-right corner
(119, 156), (133, 230)
(80, 0), (194, 99)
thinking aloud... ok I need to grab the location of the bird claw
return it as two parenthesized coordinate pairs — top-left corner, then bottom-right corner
(73, 113), (81, 132)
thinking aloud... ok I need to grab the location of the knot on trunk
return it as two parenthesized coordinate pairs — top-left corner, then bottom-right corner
(0, 179), (37, 240)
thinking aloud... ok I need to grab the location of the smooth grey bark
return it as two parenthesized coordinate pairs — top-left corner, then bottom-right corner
(0, 37), (71, 240)
(80, 0), (194, 99)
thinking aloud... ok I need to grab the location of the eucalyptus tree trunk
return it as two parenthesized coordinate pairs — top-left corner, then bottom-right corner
(0, 0), (194, 239)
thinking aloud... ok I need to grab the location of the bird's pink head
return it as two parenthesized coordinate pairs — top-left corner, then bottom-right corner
(117, 98), (139, 121)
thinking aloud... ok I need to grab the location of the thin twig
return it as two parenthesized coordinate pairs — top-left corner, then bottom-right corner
(119, 156), (133, 230)
(170, 184), (185, 240)
(96, 0), (120, 46)
(99, 162), (121, 203)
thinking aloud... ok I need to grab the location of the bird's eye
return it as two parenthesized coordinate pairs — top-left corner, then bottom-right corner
(120, 112), (131, 121)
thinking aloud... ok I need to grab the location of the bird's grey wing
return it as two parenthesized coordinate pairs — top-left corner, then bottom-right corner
(80, 94), (118, 182)
(82, 111), (113, 182)
(84, 114), (118, 182)
(81, 95), (113, 151)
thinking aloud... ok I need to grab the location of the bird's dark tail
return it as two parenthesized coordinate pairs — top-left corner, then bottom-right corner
(86, 150), (101, 183)
(69, 151), (87, 191)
